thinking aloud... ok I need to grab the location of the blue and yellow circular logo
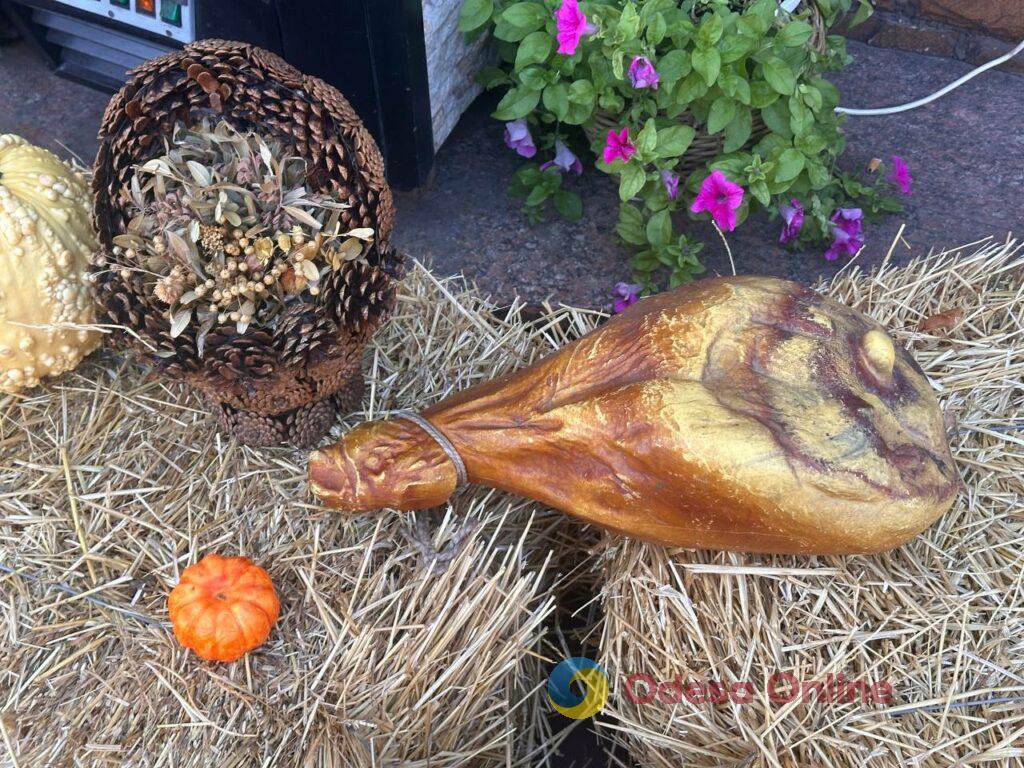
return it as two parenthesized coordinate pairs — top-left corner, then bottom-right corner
(547, 657), (608, 719)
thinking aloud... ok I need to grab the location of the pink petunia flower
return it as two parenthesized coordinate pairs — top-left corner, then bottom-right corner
(690, 170), (744, 232)
(603, 128), (636, 165)
(541, 140), (583, 175)
(612, 282), (642, 313)
(504, 119), (536, 158)
(824, 208), (864, 261)
(628, 56), (660, 90)
(889, 155), (912, 195)
(661, 170), (680, 200)
(555, 0), (596, 55)
(778, 198), (804, 244)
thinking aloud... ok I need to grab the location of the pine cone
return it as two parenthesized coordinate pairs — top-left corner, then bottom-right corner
(89, 40), (403, 448)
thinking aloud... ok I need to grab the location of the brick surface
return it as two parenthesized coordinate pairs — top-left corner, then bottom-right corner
(967, 33), (1024, 74)
(867, 21), (960, 57)
(919, 0), (1024, 42)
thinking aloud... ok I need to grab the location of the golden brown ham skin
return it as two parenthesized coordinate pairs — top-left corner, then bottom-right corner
(310, 276), (959, 555)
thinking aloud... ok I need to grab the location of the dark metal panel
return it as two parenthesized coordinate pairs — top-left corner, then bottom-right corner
(363, 0), (434, 188)
(3, 0), (436, 188)
(194, 0), (281, 51)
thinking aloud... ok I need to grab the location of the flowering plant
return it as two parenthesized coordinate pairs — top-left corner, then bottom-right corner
(460, 0), (903, 288)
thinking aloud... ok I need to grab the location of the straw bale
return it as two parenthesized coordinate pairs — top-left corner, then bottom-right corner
(0, 265), (600, 767)
(595, 237), (1024, 768)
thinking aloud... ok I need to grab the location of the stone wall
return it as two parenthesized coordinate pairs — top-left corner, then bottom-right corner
(422, 0), (494, 151)
(848, 0), (1024, 74)
(874, 0), (1024, 41)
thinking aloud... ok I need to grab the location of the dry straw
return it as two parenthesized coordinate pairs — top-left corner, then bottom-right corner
(0, 265), (601, 767)
(595, 235), (1024, 767)
(1, 236), (1022, 767)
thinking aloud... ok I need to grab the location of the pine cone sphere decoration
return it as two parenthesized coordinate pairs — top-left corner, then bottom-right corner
(89, 40), (403, 448)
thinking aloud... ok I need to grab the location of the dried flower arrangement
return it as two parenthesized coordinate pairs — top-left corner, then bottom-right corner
(111, 119), (375, 345)
(90, 41), (403, 448)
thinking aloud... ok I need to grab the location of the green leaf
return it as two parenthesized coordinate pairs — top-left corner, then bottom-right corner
(674, 71), (709, 105)
(493, 86), (542, 120)
(554, 190), (583, 221)
(774, 148), (805, 183)
(760, 100), (792, 138)
(795, 132), (827, 155)
(515, 31), (553, 70)
(599, 89), (625, 112)
(657, 50), (691, 86)
(568, 79), (595, 104)
(696, 13), (724, 47)
(542, 83), (569, 120)
(619, 163), (647, 201)
(788, 95), (812, 136)
(617, 3), (640, 40)
(851, 0), (873, 26)
(736, 14), (767, 38)
(517, 66), (548, 90)
(720, 73), (751, 105)
(655, 124), (696, 157)
(646, 12), (667, 46)
(750, 179), (770, 206)
(476, 66), (510, 89)
(706, 96), (737, 135)
(564, 80), (596, 124)
(494, 16), (533, 41)
(459, 0), (493, 32)
(762, 57), (796, 95)
(723, 107), (752, 152)
(810, 77), (841, 110)
(749, 81), (779, 108)
(691, 47), (721, 87)
(801, 84), (823, 113)
(631, 249), (660, 271)
(646, 210), (673, 247)
(748, 0), (778, 25)
(806, 158), (830, 189)
(617, 203), (647, 245)
(719, 33), (756, 63)
(667, 17), (696, 46)
(501, 2), (547, 31)
(636, 118), (658, 155)
(524, 183), (552, 207)
(775, 21), (813, 47)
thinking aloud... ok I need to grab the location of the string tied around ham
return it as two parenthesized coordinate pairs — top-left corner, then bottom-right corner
(393, 410), (468, 488)
(391, 410), (475, 573)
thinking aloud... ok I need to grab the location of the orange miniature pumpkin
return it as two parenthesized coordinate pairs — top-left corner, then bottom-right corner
(168, 554), (280, 662)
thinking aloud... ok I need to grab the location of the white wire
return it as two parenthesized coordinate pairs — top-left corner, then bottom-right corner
(836, 38), (1024, 116)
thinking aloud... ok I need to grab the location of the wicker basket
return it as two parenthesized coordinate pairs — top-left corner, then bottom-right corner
(584, 1), (828, 177)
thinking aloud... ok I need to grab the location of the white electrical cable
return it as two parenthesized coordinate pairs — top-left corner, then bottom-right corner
(836, 38), (1024, 116)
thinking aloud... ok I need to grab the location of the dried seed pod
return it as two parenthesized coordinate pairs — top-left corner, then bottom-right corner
(90, 40), (404, 448)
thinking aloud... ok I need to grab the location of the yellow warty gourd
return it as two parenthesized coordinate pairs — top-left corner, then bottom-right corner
(0, 135), (99, 392)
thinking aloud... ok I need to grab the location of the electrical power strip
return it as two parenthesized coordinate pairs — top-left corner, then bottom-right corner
(47, 0), (195, 44)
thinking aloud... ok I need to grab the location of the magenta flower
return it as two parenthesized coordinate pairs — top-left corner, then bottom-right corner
(628, 56), (660, 90)
(504, 119), (537, 158)
(541, 140), (583, 175)
(555, 0), (596, 56)
(612, 282), (642, 313)
(778, 198), (804, 244)
(824, 208), (864, 261)
(889, 154), (912, 195)
(603, 128), (636, 165)
(690, 170), (744, 232)
(661, 170), (680, 200)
